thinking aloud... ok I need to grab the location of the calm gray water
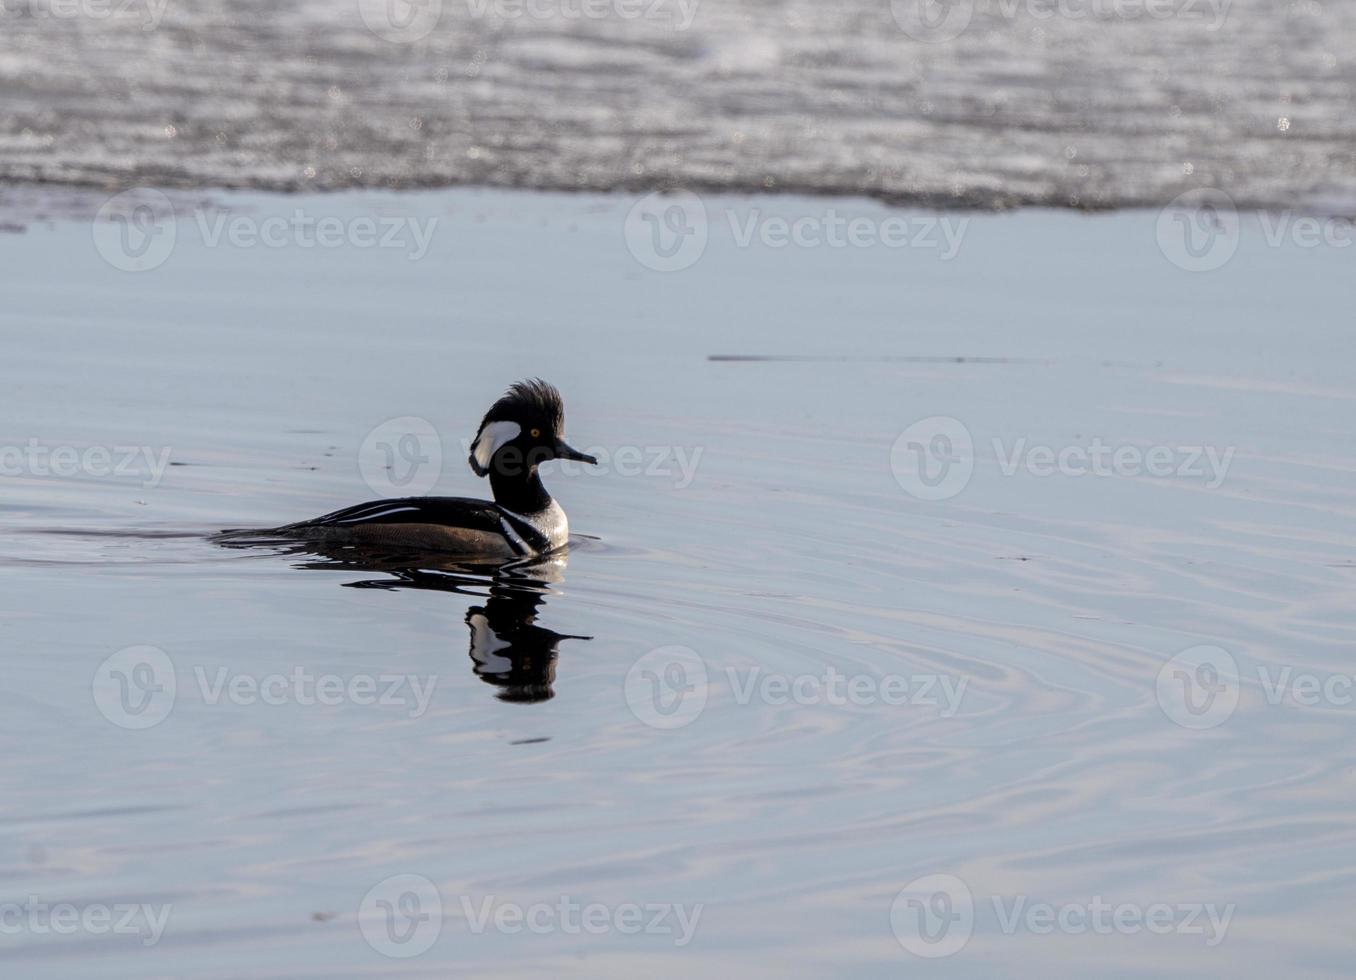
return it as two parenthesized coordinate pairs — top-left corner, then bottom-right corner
(1, 0), (1354, 210)
(1, 188), (1353, 975)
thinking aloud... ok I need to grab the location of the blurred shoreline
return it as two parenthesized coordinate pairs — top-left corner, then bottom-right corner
(1, 0), (1353, 214)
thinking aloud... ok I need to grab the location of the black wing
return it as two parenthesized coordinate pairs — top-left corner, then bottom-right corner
(279, 496), (551, 553)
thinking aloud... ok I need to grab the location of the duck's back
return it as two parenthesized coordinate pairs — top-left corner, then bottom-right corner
(276, 496), (553, 556)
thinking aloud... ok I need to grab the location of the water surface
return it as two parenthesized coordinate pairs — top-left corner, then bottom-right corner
(1, 189), (1354, 976)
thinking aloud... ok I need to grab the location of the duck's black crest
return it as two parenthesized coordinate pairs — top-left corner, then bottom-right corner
(477, 379), (565, 436)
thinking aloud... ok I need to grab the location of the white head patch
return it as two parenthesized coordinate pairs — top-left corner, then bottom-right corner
(470, 420), (521, 475)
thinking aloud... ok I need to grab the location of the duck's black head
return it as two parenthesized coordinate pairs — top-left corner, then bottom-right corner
(468, 379), (597, 480)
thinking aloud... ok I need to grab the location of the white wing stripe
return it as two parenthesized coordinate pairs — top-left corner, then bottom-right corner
(334, 505), (420, 524)
(497, 516), (530, 553)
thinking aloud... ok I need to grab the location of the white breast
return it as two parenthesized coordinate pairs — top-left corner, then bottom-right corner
(503, 499), (569, 551)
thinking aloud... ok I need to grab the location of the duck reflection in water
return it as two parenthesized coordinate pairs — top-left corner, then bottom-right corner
(463, 581), (590, 702)
(219, 538), (590, 703)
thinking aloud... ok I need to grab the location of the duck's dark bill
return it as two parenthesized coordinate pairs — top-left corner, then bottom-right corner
(556, 442), (598, 465)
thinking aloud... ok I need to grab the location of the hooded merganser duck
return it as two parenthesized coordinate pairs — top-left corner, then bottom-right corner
(257, 380), (596, 557)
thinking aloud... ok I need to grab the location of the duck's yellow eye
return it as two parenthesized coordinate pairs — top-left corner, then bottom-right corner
(530, 428), (541, 438)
